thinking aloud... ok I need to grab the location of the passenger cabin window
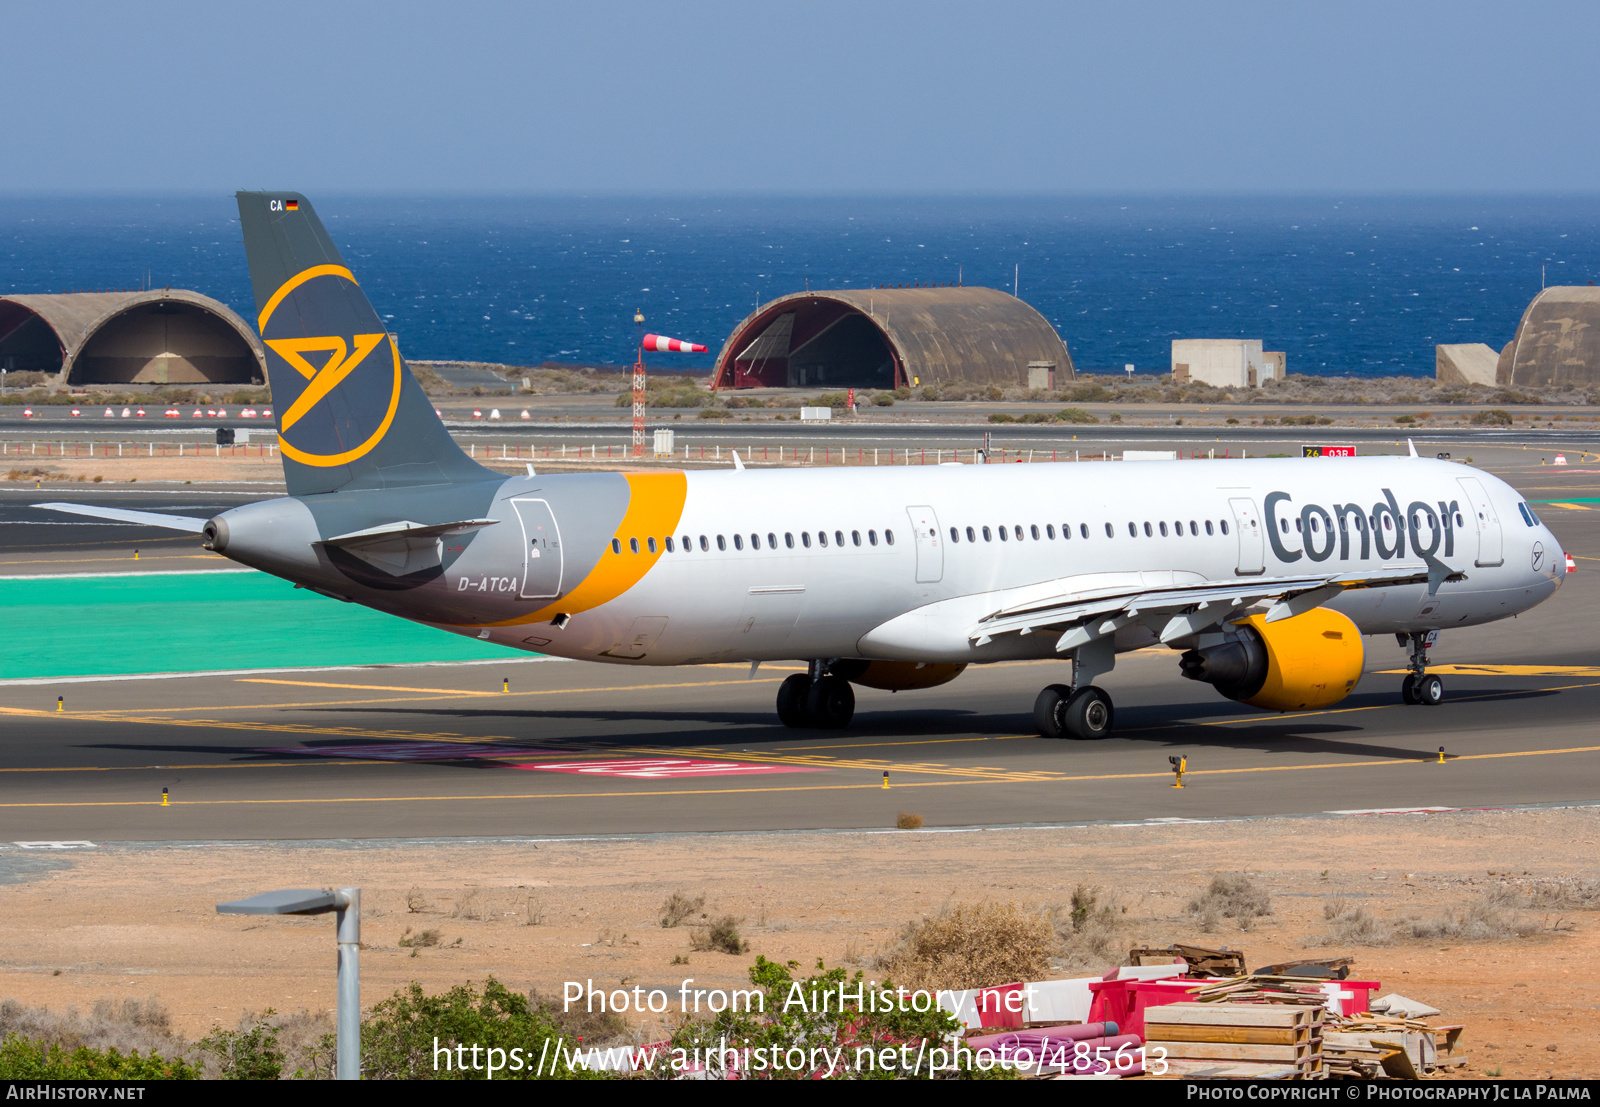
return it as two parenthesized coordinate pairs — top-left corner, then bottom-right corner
(885, 530), (895, 545)
(1143, 522), (1153, 537)
(768, 533), (777, 549)
(835, 530), (844, 546)
(611, 538), (621, 554)
(665, 537), (675, 552)
(1220, 520), (1230, 535)
(1205, 520), (1214, 535)
(785, 533), (795, 549)
(801, 532), (812, 548)
(716, 535), (726, 551)
(967, 527), (977, 542)
(1082, 524), (1090, 539)
(998, 526), (1008, 542)
(869, 530), (879, 546)
(750, 533), (760, 549)
(950, 527), (960, 543)
(982, 526), (991, 542)
(647, 537), (657, 553)
(1104, 523), (1113, 538)
(700, 535), (709, 551)
(1013, 525), (1023, 540)
(852, 531), (862, 546)
(1127, 522), (1137, 537)
(733, 534), (743, 550)
(1046, 524), (1056, 539)
(1159, 521), (1168, 537)
(818, 531), (829, 547)
(1189, 521), (1198, 535)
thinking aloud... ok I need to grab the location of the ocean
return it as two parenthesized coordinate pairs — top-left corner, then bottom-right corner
(2, 194), (1596, 377)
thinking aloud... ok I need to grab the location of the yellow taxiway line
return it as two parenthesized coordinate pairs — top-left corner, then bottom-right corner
(3, 740), (1599, 810)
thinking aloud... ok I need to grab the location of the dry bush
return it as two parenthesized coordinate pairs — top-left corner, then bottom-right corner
(1317, 899), (1394, 946)
(398, 927), (441, 948)
(0, 997), (182, 1056)
(404, 886), (431, 914)
(1188, 874), (1272, 932)
(689, 916), (748, 955)
(527, 988), (629, 1046)
(659, 892), (706, 929)
(1314, 891), (1544, 947)
(875, 901), (1053, 991)
(895, 812), (924, 830)
(1055, 884), (1123, 971)
(1524, 878), (1600, 911)
(450, 889), (483, 921)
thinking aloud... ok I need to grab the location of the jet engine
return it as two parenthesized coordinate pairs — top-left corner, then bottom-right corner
(1178, 608), (1363, 711)
(831, 660), (967, 691)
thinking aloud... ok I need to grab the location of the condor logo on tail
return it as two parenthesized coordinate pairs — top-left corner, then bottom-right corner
(258, 264), (402, 468)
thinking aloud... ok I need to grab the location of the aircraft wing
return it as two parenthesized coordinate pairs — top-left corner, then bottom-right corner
(969, 562), (1466, 651)
(32, 502), (208, 533)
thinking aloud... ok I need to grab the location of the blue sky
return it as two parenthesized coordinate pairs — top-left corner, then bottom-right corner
(7, 1), (1599, 194)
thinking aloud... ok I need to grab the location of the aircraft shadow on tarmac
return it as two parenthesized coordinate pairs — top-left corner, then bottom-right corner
(77, 682), (1561, 767)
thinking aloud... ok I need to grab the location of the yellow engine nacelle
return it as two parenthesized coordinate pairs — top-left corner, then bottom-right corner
(831, 660), (967, 691)
(1178, 607), (1364, 711)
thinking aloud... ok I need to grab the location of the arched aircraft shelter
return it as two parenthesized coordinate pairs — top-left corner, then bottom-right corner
(710, 286), (1073, 390)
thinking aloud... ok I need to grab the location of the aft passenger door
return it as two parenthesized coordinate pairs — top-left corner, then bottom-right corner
(906, 505), (943, 583)
(1456, 477), (1505, 567)
(510, 497), (564, 599)
(1228, 497), (1265, 575)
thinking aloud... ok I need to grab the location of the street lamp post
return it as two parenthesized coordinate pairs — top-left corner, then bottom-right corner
(216, 887), (361, 1079)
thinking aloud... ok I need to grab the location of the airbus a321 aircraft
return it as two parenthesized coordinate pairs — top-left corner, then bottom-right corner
(41, 193), (1569, 740)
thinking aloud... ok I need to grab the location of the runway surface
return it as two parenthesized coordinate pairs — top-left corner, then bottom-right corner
(2, 443), (1599, 842)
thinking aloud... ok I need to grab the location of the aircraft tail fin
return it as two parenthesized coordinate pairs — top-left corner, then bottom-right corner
(234, 191), (494, 497)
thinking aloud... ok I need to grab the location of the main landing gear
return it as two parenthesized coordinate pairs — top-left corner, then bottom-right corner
(1034, 684), (1115, 740)
(776, 661), (856, 729)
(1399, 631), (1444, 706)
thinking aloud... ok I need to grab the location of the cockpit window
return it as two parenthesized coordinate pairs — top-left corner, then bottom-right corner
(1518, 502), (1541, 527)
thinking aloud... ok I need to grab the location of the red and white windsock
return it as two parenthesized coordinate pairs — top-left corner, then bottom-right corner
(643, 333), (706, 353)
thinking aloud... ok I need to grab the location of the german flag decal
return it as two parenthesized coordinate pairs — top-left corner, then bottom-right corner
(285, 200), (299, 210)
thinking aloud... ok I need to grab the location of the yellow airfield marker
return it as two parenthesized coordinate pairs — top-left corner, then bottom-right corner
(1169, 755), (1187, 788)
(56, 696), (63, 713)
(882, 771), (890, 790)
(502, 676), (509, 693)
(1437, 746), (1447, 765)
(161, 787), (169, 806)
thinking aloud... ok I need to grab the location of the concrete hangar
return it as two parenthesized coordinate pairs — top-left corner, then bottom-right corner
(710, 285), (1073, 390)
(0, 289), (266, 387)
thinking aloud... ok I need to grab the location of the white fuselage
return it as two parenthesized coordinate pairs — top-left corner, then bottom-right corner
(461, 456), (1564, 667)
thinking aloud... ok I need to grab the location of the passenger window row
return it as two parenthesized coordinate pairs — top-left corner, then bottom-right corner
(948, 519), (1230, 543)
(610, 529), (896, 555)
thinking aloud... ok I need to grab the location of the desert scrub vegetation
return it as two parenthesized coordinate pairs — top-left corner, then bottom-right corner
(654, 956), (1009, 1080)
(362, 978), (607, 1080)
(659, 891), (707, 928)
(875, 901), (1053, 992)
(690, 915), (749, 954)
(1188, 874), (1273, 932)
(1054, 884), (1125, 970)
(1315, 889), (1556, 947)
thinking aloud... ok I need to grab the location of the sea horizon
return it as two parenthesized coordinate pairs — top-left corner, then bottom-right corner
(4, 193), (1596, 378)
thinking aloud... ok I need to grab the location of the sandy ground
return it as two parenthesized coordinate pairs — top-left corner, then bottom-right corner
(3, 807), (1597, 1079)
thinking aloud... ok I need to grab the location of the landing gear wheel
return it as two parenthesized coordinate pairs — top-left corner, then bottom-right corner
(1033, 684), (1073, 739)
(1401, 674), (1419, 705)
(776, 674), (812, 728)
(1063, 685), (1114, 740)
(1415, 674), (1444, 706)
(805, 675), (855, 729)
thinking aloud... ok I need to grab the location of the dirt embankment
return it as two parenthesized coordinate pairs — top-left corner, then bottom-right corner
(2, 807), (1596, 1079)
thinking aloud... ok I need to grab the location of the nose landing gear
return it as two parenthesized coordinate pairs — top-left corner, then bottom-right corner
(775, 661), (856, 729)
(1399, 631), (1444, 706)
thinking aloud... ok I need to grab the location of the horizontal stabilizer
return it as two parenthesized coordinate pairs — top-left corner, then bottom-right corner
(32, 502), (207, 533)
